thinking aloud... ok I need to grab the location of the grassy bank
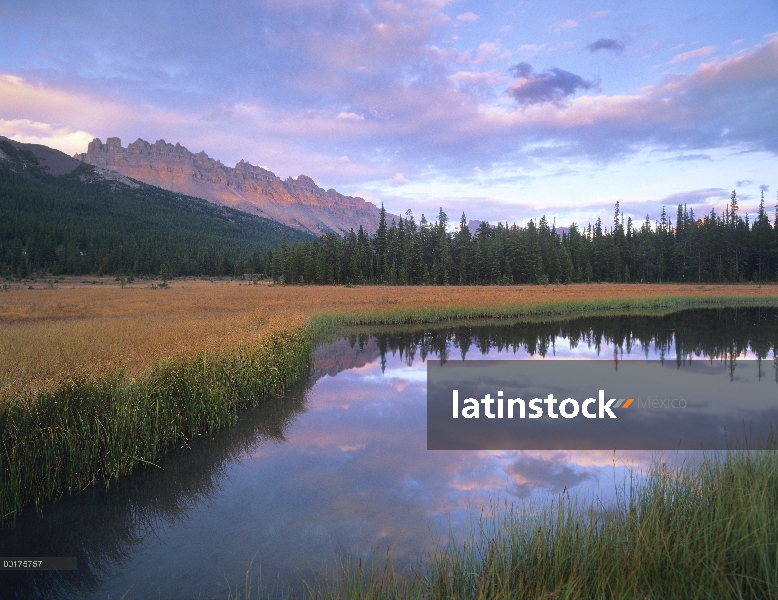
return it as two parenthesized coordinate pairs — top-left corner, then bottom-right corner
(0, 325), (313, 524)
(310, 293), (778, 329)
(3, 281), (777, 399)
(2, 283), (778, 525)
(428, 450), (778, 599)
(247, 450), (778, 599)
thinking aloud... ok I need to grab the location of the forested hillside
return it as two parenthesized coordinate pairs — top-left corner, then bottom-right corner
(0, 138), (313, 278)
(274, 200), (778, 285)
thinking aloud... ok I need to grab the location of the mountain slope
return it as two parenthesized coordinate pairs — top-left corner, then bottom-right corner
(76, 137), (385, 236)
(0, 136), (314, 278)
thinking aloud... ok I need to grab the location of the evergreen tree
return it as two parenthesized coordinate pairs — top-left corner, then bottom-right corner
(374, 203), (388, 282)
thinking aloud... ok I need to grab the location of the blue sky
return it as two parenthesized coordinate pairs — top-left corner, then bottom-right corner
(1, 0), (776, 227)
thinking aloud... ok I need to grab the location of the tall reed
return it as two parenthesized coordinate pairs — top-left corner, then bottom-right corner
(0, 326), (313, 525)
(311, 294), (778, 330)
(232, 450), (778, 599)
(424, 450), (778, 599)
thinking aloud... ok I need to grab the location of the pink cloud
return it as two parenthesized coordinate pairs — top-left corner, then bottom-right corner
(336, 111), (365, 121)
(0, 74), (118, 133)
(451, 70), (508, 87)
(668, 45), (716, 64)
(391, 172), (409, 186)
(2, 31), (776, 195)
(486, 38), (778, 150)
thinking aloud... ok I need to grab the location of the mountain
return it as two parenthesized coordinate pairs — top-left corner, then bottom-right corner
(0, 136), (313, 278)
(0, 138), (83, 176)
(75, 137), (385, 236)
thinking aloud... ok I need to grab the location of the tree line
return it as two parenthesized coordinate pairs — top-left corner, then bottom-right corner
(271, 194), (778, 285)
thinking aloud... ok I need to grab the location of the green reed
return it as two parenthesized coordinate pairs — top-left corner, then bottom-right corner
(422, 450), (778, 599)
(0, 326), (314, 525)
(310, 294), (778, 330)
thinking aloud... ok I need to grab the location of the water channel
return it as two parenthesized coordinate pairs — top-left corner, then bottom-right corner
(2, 307), (777, 598)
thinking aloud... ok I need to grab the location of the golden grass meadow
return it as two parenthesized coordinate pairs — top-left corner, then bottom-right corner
(3, 278), (777, 402)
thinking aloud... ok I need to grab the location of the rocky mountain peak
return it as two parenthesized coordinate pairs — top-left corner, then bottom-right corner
(76, 137), (387, 236)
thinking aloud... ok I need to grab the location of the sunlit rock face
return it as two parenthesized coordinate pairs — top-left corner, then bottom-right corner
(77, 137), (384, 236)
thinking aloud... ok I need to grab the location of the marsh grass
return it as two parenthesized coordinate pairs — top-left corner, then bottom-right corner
(230, 451), (778, 599)
(0, 325), (313, 524)
(310, 294), (778, 334)
(2, 282), (778, 526)
(423, 450), (778, 599)
(309, 298), (777, 354)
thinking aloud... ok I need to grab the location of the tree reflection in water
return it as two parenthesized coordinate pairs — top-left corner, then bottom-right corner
(338, 307), (777, 381)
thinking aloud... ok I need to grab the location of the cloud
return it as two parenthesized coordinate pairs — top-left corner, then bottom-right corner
(0, 118), (95, 155)
(0, 74), (118, 132)
(0, 0), (454, 114)
(668, 46), (716, 64)
(337, 112), (365, 121)
(486, 38), (778, 161)
(479, 41), (504, 58)
(517, 43), (549, 56)
(391, 173), (409, 186)
(552, 19), (578, 32)
(760, 184), (770, 192)
(589, 10), (611, 20)
(736, 179), (752, 187)
(587, 38), (625, 53)
(2, 3), (777, 200)
(451, 70), (508, 88)
(653, 188), (730, 209)
(663, 153), (712, 162)
(455, 11), (478, 23)
(507, 454), (594, 498)
(507, 63), (598, 106)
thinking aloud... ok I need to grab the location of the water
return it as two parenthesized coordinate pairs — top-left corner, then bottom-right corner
(2, 308), (777, 598)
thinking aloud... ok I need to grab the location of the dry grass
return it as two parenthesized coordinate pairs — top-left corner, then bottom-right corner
(2, 278), (777, 401)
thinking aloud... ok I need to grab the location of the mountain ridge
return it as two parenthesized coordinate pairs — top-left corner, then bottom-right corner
(76, 137), (387, 236)
(0, 135), (314, 278)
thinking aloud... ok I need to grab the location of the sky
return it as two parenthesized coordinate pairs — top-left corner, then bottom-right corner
(1, 0), (777, 228)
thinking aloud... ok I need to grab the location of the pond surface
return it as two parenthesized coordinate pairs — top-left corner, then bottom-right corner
(2, 308), (777, 599)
